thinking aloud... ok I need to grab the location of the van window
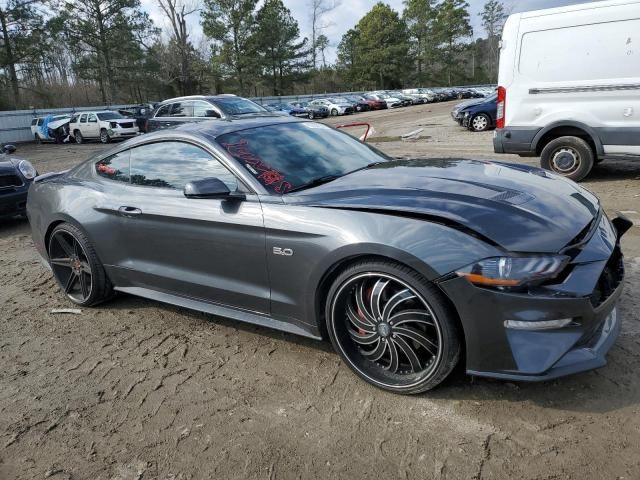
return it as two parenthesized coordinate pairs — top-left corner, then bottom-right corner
(31, 119), (37, 126)
(519, 18), (640, 82)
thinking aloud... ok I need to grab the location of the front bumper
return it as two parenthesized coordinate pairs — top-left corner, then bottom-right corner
(0, 187), (29, 218)
(439, 213), (626, 381)
(109, 128), (139, 138)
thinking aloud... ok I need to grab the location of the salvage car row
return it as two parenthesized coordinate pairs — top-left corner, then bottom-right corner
(29, 86), (494, 145)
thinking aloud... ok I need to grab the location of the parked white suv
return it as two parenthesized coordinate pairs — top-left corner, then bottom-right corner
(494, 0), (640, 181)
(69, 111), (140, 144)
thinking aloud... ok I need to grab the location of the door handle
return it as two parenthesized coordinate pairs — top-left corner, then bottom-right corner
(118, 206), (142, 217)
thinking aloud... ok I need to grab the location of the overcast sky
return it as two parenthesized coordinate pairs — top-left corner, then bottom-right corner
(142, 0), (598, 61)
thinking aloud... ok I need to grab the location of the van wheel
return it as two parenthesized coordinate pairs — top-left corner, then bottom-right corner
(541, 136), (594, 182)
(74, 130), (83, 144)
(34, 134), (41, 144)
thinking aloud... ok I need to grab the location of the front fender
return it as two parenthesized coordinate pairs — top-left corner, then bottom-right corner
(262, 206), (502, 330)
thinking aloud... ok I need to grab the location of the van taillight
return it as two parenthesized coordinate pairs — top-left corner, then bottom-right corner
(496, 86), (506, 129)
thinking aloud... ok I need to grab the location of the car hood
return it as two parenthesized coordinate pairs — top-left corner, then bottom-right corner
(286, 158), (600, 253)
(454, 98), (485, 110)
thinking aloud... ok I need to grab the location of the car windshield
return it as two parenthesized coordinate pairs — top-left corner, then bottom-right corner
(213, 97), (267, 115)
(217, 122), (390, 194)
(97, 112), (124, 120)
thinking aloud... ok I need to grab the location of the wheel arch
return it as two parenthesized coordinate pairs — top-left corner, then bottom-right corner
(312, 251), (468, 371)
(309, 245), (445, 339)
(532, 121), (603, 158)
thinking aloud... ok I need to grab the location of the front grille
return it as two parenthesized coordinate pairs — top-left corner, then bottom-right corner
(590, 246), (624, 307)
(119, 122), (134, 129)
(0, 174), (23, 189)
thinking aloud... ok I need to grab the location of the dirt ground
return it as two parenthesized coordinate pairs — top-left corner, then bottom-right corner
(2, 100), (640, 480)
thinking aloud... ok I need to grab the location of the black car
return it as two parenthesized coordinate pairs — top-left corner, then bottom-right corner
(119, 103), (157, 133)
(146, 95), (269, 132)
(293, 102), (330, 119)
(0, 144), (37, 219)
(460, 94), (498, 132)
(341, 96), (371, 113)
(27, 115), (628, 394)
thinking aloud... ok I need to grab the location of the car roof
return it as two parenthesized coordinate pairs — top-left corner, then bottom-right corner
(154, 114), (304, 141)
(158, 94), (239, 105)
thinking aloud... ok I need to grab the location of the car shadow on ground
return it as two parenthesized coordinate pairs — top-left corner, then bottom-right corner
(585, 158), (640, 182)
(100, 292), (640, 416)
(0, 216), (30, 238)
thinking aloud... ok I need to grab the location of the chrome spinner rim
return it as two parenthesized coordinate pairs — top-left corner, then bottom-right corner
(330, 272), (443, 390)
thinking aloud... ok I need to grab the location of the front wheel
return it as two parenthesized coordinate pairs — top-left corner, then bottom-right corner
(325, 260), (461, 394)
(309, 111), (315, 120)
(100, 128), (111, 144)
(48, 223), (113, 306)
(74, 130), (83, 144)
(540, 136), (594, 182)
(331, 108), (338, 116)
(469, 114), (490, 132)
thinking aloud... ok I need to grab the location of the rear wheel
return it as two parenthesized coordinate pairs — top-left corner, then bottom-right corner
(74, 130), (83, 144)
(309, 111), (315, 120)
(48, 223), (113, 306)
(541, 136), (594, 182)
(325, 260), (461, 394)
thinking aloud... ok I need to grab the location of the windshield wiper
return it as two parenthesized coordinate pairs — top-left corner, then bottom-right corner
(345, 161), (386, 175)
(287, 175), (342, 193)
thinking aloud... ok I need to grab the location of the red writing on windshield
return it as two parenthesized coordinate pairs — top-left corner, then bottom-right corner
(222, 139), (292, 194)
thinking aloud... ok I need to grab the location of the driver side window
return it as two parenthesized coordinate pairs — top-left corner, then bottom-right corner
(129, 141), (239, 191)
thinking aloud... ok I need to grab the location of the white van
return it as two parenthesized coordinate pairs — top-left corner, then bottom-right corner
(493, 0), (640, 181)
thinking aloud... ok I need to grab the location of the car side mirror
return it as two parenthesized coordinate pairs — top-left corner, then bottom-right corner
(205, 110), (221, 118)
(184, 178), (245, 200)
(1, 144), (16, 154)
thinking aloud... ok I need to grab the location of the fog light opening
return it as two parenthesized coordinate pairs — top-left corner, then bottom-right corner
(504, 318), (574, 331)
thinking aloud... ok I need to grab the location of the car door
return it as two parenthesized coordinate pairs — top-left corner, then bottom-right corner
(85, 113), (100, 138)
(104, 140), (270, 313)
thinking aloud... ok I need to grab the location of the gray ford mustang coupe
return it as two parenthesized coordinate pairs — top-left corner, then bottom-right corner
(27, 115), (629, 394)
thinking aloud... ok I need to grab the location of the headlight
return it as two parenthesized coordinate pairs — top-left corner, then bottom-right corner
(464, 111), (470, 117)
(18, 160), (37, 180)
(110, 121), (118, 128)
(456, 255), (569, 287)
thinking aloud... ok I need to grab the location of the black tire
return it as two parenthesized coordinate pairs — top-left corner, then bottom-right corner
(100, 128), (111, 144)
(74, 130), (83, 144)
(331, 108), (339, 116)
(309, 111), (315, 120)
(325, 259), (461, 394)
(34, 134), (42, 144)
(48, 223), (113, 307)
(540, 136), (594, 182)
(469, 113), (491, 132)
